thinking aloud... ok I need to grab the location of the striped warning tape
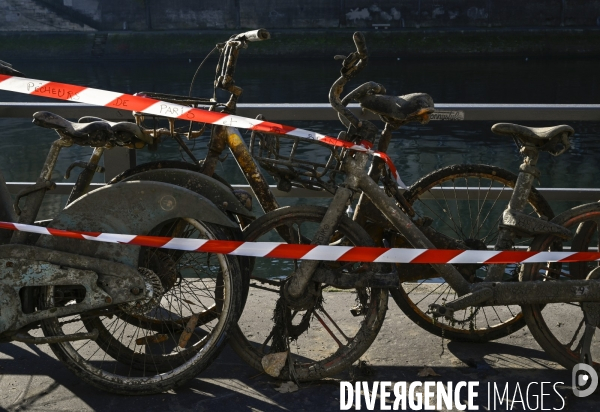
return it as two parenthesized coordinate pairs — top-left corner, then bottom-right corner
(0, 221), (596, 264)
(0, 74), (407, 188)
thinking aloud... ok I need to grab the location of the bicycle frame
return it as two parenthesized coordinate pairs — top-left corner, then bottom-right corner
(204, 125), (280, 214)
(0, 120), (240, 340)
(280, 148), (600, 313)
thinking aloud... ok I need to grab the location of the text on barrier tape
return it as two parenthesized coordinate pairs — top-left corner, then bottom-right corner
(0, 74), (407, 188)
(0, 221), (598, 264)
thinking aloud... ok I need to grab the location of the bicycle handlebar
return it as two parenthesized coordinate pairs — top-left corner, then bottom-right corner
(328, 32), (370, 133)
(231, 29), (270, 42)
(352, 32), (368, 60)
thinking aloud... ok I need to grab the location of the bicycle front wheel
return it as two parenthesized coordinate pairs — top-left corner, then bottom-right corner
(228, 205), (388, 381)
(392, 164), (554, 342)
(40, 218), (243, 395)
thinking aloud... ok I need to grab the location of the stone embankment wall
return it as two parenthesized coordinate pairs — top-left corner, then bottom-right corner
(0, 0), (94, 31)
(1, 0), (599, 31)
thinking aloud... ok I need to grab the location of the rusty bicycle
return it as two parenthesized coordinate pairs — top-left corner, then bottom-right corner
(75, 29), (561, 376)
(44, 30), (571, 379)
(120, 29), (555, 345)
(0, 64), (246, 394)
(224, 32), (600, 381)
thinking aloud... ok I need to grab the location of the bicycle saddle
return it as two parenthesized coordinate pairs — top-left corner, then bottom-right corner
(33, 111), (111, 138)
(33, 111), (150, 147)
(359, 93), (434, 126)
(491, 123), (574, 155)
(79, 116), (151, 144)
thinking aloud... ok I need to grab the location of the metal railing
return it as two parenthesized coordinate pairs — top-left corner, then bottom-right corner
(3, 102), (600, 121)
(1, 102), (600, 200)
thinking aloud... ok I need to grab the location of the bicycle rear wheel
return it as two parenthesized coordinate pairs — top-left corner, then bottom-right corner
(522, 202), (600, 370)
(391, 164), (554, 342)
(40, 218), (242, 395)
(228, 205), (388, 381)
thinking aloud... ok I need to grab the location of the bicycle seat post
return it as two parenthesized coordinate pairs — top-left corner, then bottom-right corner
(509, 145), (540, 213)
(484, 144), (541, 282)
(11, 137), (72, 244)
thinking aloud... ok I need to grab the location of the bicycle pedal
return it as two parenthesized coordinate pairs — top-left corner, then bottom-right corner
(428, 304), (454, 320)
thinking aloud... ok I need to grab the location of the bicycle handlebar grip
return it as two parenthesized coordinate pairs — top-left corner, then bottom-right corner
(232, 29), (271, 42)
(353, 32), (368, 59)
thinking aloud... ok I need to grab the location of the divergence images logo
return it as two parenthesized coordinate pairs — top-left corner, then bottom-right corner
(573, 363), (598, 397)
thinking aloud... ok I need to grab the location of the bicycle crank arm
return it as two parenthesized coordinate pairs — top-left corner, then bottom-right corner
(313, 268), (399, 289)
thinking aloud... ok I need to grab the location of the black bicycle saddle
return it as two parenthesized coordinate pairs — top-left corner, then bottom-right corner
(359, 93), (434, 126)
(32, 111), (150, 147)
(492, 123), (574, 155)
(33, 111), (112, 139)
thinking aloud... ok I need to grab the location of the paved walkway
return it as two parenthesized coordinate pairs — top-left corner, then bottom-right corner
(1, 300), (598, 411)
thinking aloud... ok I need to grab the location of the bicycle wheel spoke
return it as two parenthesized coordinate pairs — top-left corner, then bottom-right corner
(474, 185), (507, 239)
(416, 198), (463, 238)
(405, 280), (427, 295)
(318, 306), (350, 342)
(438, 184), (468, 239)
(452, 180), (464, 235)
(414, 282), (447, 306)
(313, 311), (344, 348)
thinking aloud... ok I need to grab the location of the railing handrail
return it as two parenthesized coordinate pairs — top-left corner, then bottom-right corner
(5, 182), (600, 201)
(1, 102), (600, 121)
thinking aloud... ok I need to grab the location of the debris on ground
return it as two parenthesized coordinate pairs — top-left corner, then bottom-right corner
(275, 381), (299, 393)
(261, 351), (288, 377)
(417, 366), (441, 377)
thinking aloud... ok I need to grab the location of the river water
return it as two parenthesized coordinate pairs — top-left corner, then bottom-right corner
(1, 56), (599, 218)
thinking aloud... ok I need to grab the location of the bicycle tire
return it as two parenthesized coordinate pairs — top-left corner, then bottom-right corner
(228, 205), (388, 381)
(390, 164), (554, 342)
(522, 202), (600, 370)
(40, 218), (243, 395)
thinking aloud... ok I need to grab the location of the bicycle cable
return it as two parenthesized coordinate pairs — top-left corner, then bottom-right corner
(183, 46), (218, 159)
(188, 46), (217, 97)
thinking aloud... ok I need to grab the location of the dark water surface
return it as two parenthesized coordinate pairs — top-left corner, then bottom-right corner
(1, 57), (599, 217)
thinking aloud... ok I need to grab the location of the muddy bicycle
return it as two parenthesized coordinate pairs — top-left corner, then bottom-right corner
(225, 32), (600, 381)
(0, 67), (245, 394)
(51, 30), (567, 375)
(116, 29), (555, 345)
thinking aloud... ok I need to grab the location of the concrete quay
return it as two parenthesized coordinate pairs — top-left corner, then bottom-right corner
(1, 293), (599, 412)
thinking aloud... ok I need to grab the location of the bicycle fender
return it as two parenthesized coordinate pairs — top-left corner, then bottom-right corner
(121, 168), (253, 218)
(36, 180), (237, 267)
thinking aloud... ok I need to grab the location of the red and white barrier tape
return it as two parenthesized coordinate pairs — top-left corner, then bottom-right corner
(0, 75), (407, 188)
(1, 221), (598, 264)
